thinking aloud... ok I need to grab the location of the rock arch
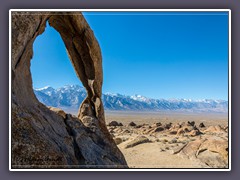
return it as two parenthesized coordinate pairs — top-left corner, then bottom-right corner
(11, 11), (127, 168)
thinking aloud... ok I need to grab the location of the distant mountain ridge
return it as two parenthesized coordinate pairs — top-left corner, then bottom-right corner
(34, 85), (228, 113)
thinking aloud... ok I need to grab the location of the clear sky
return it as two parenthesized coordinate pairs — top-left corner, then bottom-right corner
(31, 11), (229, 100)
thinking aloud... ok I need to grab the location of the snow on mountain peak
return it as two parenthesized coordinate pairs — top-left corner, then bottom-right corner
(130, 94), (149, 102)
(35, 86), (53, 91)
(33, 84), (228, 113)
(105, 92), (117, 96)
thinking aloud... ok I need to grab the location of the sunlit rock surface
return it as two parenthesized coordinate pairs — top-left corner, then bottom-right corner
(11, 11), (127, 168)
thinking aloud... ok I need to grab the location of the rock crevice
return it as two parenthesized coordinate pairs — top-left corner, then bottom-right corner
(63, 115), (86, 166)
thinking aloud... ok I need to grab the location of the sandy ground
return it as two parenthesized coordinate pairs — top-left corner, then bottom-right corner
(105, 111), (228, 168)
(118, 142), (205, 168)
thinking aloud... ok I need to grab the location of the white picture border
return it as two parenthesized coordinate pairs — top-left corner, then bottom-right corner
(9, 9), (231, 171)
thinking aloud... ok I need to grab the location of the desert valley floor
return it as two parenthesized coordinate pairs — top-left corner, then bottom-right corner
(104, 111), (228, 168)
(64, 109), (228, 168)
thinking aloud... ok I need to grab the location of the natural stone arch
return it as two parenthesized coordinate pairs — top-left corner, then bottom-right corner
(11, 11), (127, 168)
(48, 14), (104, 123)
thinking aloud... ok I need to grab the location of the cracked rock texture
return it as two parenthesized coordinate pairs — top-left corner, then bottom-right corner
(11, 11), (127, 168)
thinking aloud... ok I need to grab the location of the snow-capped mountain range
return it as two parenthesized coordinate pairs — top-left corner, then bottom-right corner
(34, 85), (228, 113)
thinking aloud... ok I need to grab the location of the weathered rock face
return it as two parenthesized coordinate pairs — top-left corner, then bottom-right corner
(11, 11), (127, 168)
(175, 138), (228, 168)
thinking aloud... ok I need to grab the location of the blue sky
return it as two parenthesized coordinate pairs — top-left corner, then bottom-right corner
(31, 12), (229, 100)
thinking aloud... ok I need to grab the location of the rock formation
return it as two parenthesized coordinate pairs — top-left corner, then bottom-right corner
(106, 120), (228, 168)
(11, 11), (127, 168)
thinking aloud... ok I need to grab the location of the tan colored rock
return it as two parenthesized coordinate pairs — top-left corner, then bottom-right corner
(182, 125), (193, 132)
(169, 124), (181, 130)
(176, 124), (202, 137)
(168, 124), (182, 135)
(176, 128), (185, 136)
(125, 136), (150, 149)
(180, 139), (204, 158)
(198, 138), (228, 163)
(204, 125), (226, 133)
(48, 107), (66, 119)
(197, 150), (227, 168)
(188, 129), (202, 137)
(172, 138), (228, 168)
(11, 11), (127, 168)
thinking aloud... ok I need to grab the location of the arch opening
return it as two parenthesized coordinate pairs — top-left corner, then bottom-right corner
(31, 21), (86, 114)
